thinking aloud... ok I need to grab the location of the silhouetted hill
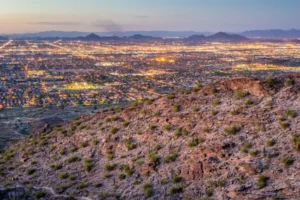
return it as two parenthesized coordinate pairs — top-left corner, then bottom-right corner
(242, 29), (300, 38)
(206, 32), (249, 42)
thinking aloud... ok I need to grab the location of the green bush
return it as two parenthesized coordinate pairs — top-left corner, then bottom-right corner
(174, 127), (182, 137)
(265, 139), (275, 147)
(118, 173), (126, 180)
(205, 188), (214, 197)
(124, 138), (137, 150)
(265, 77), (276, 87)
(105, 163), (117, 171)
(110, 127), (118, 134)
(257, 175), (268, 189)
(26, 168), (36, 175)
(286, 78), (295, 86)
(169, 185), (184, 194)
(172, 175), (182, 183)
(212, 99), (221, 106)
(83, 158), (94, 172)
(280, 121), (290, 129)
(285, 109), (297, 118)
(51, 164), (62, 171)
(67, 156), (81, 163)
(59, 172), (69, 179)
(163, 153), (178, 163)
(281, 157), (294, 167)
(122, 121), (130, 127)
(76, 182), (88, 189)
(142, 183), (153, 197)
(163, 124), (172, 131)
(225, 126), (241, 135)
(147, 152), (158, 162)
(80, 141), (89, 148)
(234, 90), (247, 98)
(173, 104), (181, 112)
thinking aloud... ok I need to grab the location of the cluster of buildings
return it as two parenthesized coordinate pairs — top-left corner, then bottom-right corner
(0, 40), (300, 109)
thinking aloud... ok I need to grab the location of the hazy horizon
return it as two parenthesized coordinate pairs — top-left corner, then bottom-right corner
(1, 0), (300, 34)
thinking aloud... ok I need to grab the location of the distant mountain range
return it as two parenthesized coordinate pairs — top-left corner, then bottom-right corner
(0, 32), (250, 43)
(1, 31), (211, 39)
(241, 29), (300, 38)
(1, 29), (300, 40)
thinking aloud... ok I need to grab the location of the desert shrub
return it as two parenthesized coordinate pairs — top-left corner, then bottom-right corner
(193, 107), (200, 112)
(164, 124), (172, 131)
(51, 164), (62, 171)
(149, 125), (157, 130)
(257, 175), (268, 189)
(230, 109), (239, 115)
(169, 185), (184, 194)
(118, 173), (126, 180)
(265, 77), (276, 87)
(105, 163), (117, 171)
(26, 168), (36, 175)
(59, 149), (66, 155)
(142, 183), (153, 197)
(286, 78), (295, 86)
(205, 188), (214, 197)
(147, 152), (158, 162)
(292, 135), (300, 151)
(146, 99), (153, 105)
(241, 142), (251, 153)
(59, 172), (69, 179)
(280, 121), (290, 129)
(67, 156), (81, 163)
(173, 104), (181, 112)
(265, 139), (275, 147)
(174, 127), (182, 137)
(234, 90), (247, 98)
(281, 157), (294, 167)
(35, 191), (46, 199)
(285, 109), (297, 118)
(92, 140), (98, 145)
(225, 126), (240, 135)
(163, 153), (178, 163)
(110, 127), (118, 134)
(245, 99), (254, 106)
(172, 175), (182, 183)
(122, 121), (130, 127)
(124, 138), (137, 150)
(80, 141), (89, 148)
(167, 93), (176, 100)
(160, 179), (168, 185)
(211, 110), (218, 116)
(212, 99), (221, 106)
(76, 182), (88, 189)
(211, 88), (218, 94)
(249, 149), (258, 156)
(188, 137), (201, 147)
(83, 158), (93, 172)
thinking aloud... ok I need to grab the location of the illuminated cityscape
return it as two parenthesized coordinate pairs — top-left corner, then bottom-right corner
(1, 39), (300, 108)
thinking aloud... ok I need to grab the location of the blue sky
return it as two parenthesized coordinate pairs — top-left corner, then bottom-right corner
(0, 0), (299, 33)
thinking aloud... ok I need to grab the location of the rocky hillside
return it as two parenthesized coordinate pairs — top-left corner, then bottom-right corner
(0, 75), (300, 200)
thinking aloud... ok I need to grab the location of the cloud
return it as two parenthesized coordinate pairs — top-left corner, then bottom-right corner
(93, 20), (122, 32)
(30, 22), (81, 26)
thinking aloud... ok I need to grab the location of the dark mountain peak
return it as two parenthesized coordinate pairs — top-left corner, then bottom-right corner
(187, 35), (205, 40)
(207, 32), (248, 42)
(0, 36), (8, 40)
(128, 34), (157, 40)
(85, 33), (101, 40)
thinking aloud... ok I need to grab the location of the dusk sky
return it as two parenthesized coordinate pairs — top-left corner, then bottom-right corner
(1, 0), (300, 33)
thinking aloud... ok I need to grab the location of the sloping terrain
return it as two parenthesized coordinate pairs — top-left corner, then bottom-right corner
(0, 75), (299, 200)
